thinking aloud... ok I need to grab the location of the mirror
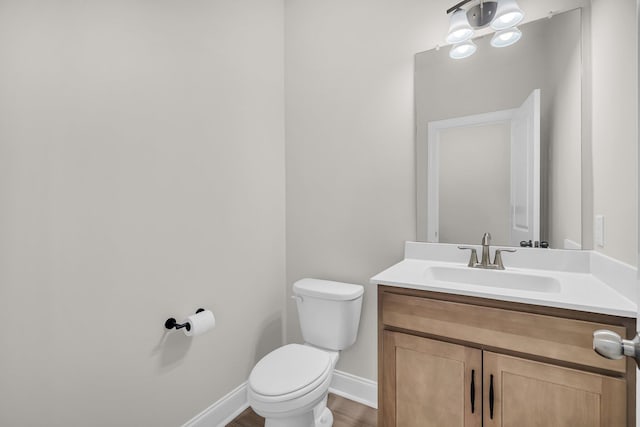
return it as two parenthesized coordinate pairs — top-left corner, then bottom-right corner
(416, 8), (583, 249)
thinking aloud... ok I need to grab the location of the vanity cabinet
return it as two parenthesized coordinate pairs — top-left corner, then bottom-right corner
(378, 286), (636, 427)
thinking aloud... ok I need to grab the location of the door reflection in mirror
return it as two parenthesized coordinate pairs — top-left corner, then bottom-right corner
(427, 89), (539, 247)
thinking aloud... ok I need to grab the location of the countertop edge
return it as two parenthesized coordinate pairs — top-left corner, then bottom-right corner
(372, 278), (637, 319)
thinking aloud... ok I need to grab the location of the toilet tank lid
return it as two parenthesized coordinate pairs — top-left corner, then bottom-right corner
(293, 278), (364, 301)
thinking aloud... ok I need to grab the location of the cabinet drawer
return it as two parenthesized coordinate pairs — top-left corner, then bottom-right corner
(382, 292), (627, 373)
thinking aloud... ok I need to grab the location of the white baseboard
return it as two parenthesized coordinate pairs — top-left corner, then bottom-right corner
(183, 370), (378, 426)
(181, 382), (249, 427)
(329, 369), (378, 409)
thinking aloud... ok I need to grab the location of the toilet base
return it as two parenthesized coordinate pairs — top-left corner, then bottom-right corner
(314, 407), (333, 427)
(264, 412), (314, 427)
(263, 409), (333, 427)
(263, 398), (333, 427)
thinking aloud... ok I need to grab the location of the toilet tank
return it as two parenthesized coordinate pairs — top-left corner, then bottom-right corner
(293, 278), (364, 351)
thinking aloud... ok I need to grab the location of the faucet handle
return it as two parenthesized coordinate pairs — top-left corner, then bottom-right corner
(493, 248), (517, 270)
(458, 246), (479, 267)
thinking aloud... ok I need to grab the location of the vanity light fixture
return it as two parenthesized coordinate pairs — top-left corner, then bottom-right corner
(446, 0), (525, 59)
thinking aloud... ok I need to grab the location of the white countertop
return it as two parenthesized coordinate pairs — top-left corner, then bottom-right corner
(371, 243), (638, 318)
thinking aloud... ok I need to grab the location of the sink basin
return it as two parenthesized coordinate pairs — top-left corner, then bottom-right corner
(424, 266), (562, 293)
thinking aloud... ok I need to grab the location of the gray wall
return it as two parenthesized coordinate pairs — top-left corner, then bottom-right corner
(284, 0), (425, 381)
(0, 1), (285, 426)
(592, 0), (638, 265)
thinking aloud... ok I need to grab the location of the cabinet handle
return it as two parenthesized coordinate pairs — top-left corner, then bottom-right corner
(489, 374), (495, 419)
(470, 369), (476, 413)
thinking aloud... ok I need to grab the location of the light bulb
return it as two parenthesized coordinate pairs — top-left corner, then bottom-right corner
(491, 0), (524, 31)
(491, 27), (522, 48)
(449, 40), (477, 59)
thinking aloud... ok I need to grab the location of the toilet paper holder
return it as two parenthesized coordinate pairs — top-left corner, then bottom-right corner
(164, 308), (205, 331)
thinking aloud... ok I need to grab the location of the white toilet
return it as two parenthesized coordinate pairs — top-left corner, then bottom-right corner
(248, 278), (364, 427)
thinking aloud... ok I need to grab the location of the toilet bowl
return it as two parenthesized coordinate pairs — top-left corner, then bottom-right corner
(248, 344), (338, 427)
(248, 279), (364, 427)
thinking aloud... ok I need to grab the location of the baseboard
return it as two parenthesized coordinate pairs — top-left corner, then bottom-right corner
(329, 369), (378, 409)
(183, 370), (378, 426)
(181, 382), (249, 427)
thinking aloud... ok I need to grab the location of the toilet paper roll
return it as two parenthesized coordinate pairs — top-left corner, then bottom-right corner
(184, 309), (215, 337)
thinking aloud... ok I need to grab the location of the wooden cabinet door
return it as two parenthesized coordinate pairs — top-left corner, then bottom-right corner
(381, 331), (482, 427)
(483, 352), (627, 427)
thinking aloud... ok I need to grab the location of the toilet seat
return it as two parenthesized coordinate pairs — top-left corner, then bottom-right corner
(249, 344), (332, 403)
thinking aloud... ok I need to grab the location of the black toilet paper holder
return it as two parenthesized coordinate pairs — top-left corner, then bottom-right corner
(164, 308), (205, 331)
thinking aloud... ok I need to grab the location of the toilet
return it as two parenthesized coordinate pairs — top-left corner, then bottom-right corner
(248, 278), (364, 427)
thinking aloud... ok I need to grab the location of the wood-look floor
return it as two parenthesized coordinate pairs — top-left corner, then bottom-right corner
(227, 394), (377, 427)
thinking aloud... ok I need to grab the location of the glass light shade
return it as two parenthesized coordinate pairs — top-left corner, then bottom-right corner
(491, 27), (522, 48)
(446, 9), (474, 44)
(449, 40), (477, 59)
(491, 0), (525, 30)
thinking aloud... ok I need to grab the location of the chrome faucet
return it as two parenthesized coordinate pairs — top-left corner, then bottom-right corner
(458, 232), (517, 270)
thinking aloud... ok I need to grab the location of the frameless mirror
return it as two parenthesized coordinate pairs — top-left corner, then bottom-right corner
(416, 8), (583, 249)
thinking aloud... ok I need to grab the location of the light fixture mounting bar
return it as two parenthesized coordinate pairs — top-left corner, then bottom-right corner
(446, 0), (475, 15)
